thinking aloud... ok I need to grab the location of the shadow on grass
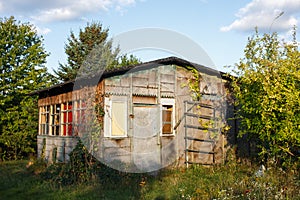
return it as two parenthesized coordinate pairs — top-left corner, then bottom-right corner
(0, 159), (148, 200)
(1, 159), (299, 200)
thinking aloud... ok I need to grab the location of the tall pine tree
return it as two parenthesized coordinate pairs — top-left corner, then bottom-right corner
(0, 16), (54, 160)
(55, 22), (140, 82)
(55, 22), (110, 81)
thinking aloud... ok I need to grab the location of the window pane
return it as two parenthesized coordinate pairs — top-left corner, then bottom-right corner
(62, 102), (73, 136)
(46, 106), (49, 124)
(162, 105), (173, 134)
(111, 102), (126, 136)
(162, 124), (172, 134)
(55, 126), (59, 136)
(39, 105), (50, 135)
(68, 125), (73, 136)
(68, 110), (73, 123)
(53, 104), (60, 136)
(163, 110), (172, 122)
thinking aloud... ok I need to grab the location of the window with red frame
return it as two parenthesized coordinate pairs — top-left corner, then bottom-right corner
(62, 102), (73, 136)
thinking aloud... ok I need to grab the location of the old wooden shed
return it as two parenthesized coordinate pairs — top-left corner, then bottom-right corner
(33, 57), (236, 172)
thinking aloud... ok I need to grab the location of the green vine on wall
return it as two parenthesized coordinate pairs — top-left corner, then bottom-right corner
(182, 65), (228, 140)
(185, 65), (202, 101)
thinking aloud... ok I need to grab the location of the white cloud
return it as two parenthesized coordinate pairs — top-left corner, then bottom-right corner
(0, 0), (137, 23)
(32, 7), (80, 22)
(221, 0), (300, 32)
(34, 26), (51, 35)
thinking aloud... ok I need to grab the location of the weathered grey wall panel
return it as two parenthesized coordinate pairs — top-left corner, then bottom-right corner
(37, 136), (78, 163)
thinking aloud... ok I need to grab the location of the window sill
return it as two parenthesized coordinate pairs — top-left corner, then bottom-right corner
(161, 134), (175, 137)
(37, 135), (78, 138)
(104, 136), (128, 139)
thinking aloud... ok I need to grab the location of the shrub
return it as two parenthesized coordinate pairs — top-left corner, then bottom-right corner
(230, 28), (300, 168)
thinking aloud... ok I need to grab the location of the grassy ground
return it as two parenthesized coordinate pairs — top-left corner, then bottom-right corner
(0, 160), (299, 200)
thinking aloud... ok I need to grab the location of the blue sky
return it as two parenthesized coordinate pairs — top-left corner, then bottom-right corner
(1, 0), (299, 73)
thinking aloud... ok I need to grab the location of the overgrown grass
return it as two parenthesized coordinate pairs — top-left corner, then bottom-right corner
(142, 163), (300, 199)
(0, 159), (299, 200)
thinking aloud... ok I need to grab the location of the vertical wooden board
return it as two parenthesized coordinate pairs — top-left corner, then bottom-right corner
(174, 67), (193, 165)
(176, 67), (192, 97)
(37, 136), (44, 158)
(213, 137), (224, 164)
(160, 66), (175, 96)
(161, 137), (177, 167)
(120, 75), (130, 87)
(148, 70), (158, 87)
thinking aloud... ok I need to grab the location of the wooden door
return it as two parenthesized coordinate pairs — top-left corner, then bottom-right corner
(132, 105), (161, 172)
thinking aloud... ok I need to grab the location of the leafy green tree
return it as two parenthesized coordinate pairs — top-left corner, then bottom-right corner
(55, 22), (140, 82)
(231, 28), (300, 167)
(0, 16), (54, 160)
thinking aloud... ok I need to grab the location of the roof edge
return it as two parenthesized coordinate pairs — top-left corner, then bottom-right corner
(30, 56), (228, 95)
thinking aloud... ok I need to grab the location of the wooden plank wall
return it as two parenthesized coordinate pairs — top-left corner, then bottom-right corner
(38, 85), (97, 106)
